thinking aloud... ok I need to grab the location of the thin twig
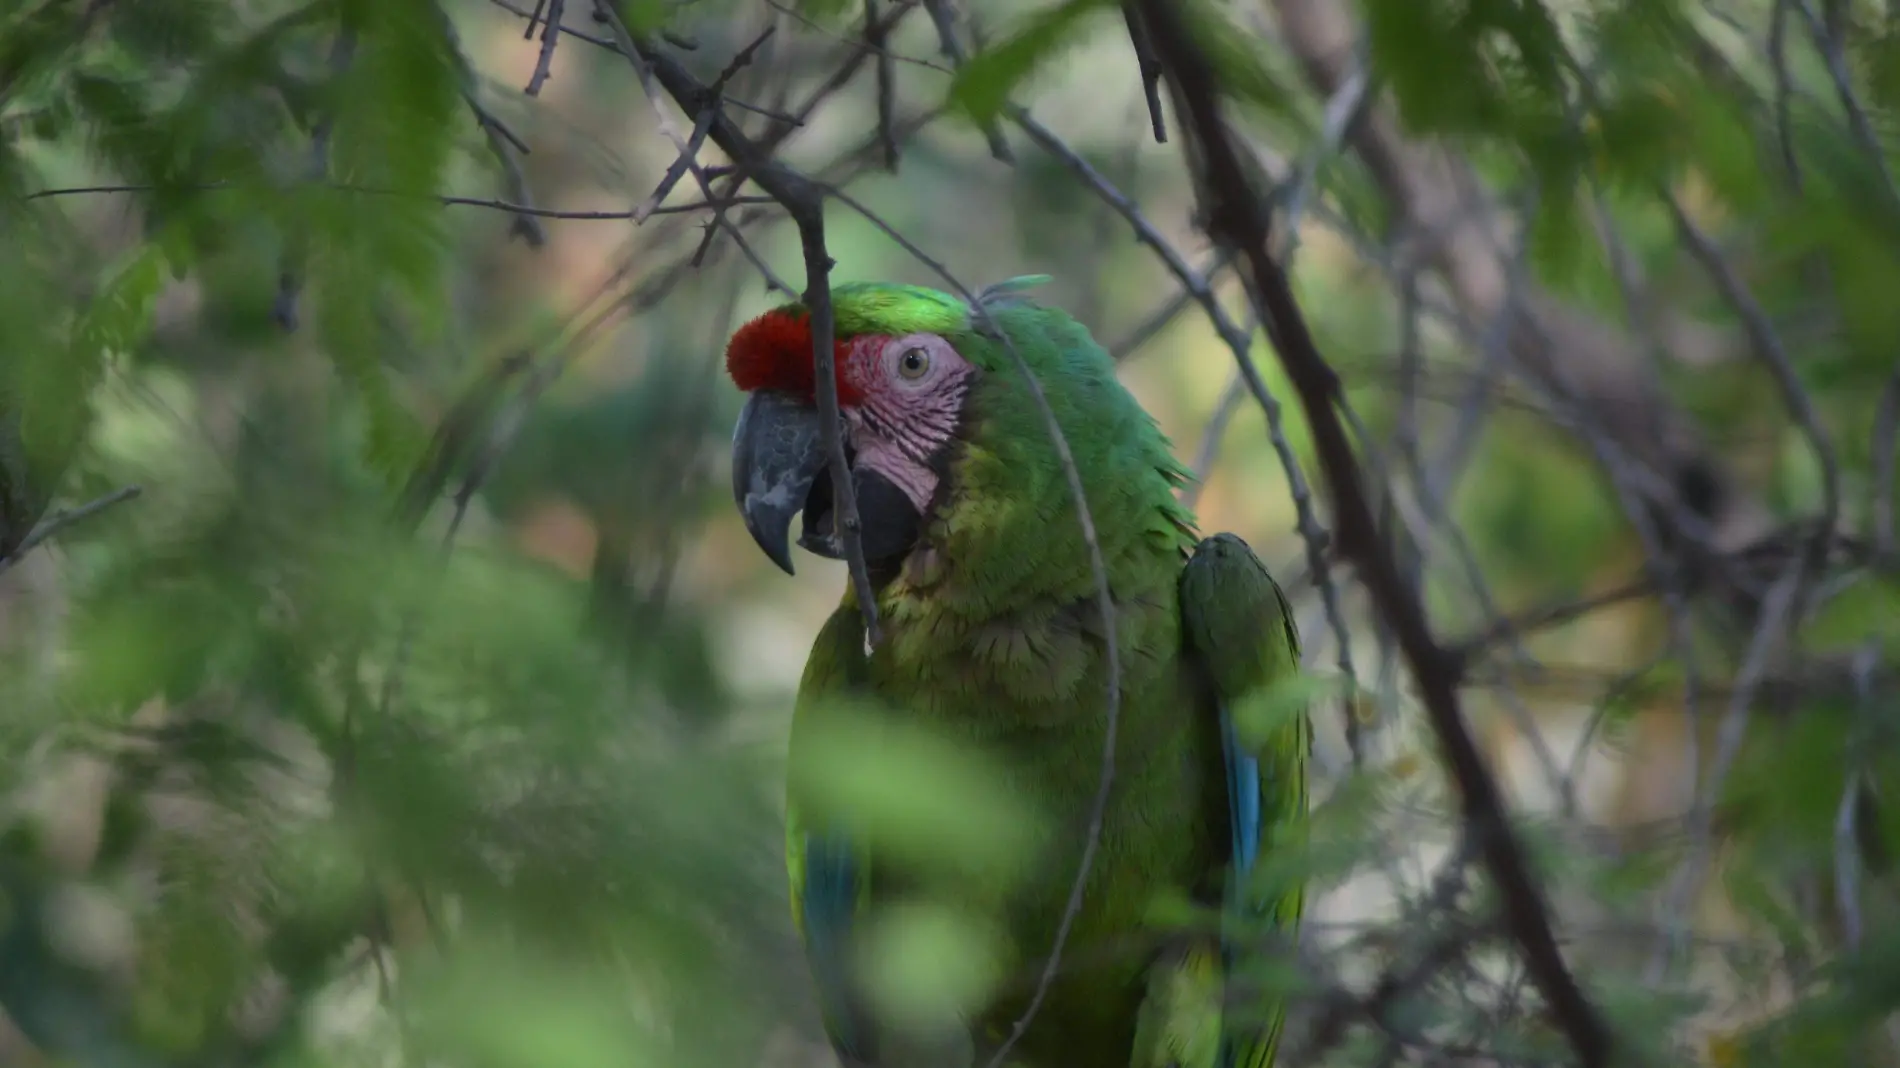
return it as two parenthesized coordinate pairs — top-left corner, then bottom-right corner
(0, 485), (142, 577)
(23, 181), (776, 220)
(1645, 559), (1806, 984)
(1108, 250), (1234, 360)
(677, 3), (917, 275)
(1873, 370), (1899, 558)
(634, 102), (717, 224)
(594, 2), (789, 284)
(1836, 642), (1880, 948)
(1137, 5), (1614, 1065)
(1664, 191), (1841, 561)
(867, 0), (900, 170)
(761, 0), (950, 73)
(627, 27), (886, 644)
(490, 0), (615, 49)
(278, 26), (357, 330)
(464, 91), (548, 246)
(1183, 371), (1247, 510)
(1834, 769), (1866, 948)
(1769, 0), (1804, 187)
(1449, 577), (1656, 670)
(524, 0), (565, 95)
(1794, 0), (1899, 192)
(919, 0), (1014, 162)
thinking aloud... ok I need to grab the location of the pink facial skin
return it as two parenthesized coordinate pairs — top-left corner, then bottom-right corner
(838, 332), (976, 515)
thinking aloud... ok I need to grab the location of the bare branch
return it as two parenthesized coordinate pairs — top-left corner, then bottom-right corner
(23, 181), (776, 221)
(523, 0), (565, 96)
(1663, 191), (1841, 546)
(919, 0), (1015, 162)
(1184, 373), (1246, 511)
(1834, 769), (1866, 948)
(1646, 560), (1806, 983)
(1875, 370), (1899, 558)
(1450, 577), (1655, 673)
(464, 91), (549, 246)
(1120, 3), (1167, 143)
(278, 26), (358, 331)
(618, 24), (887, 645)
(1794, 0), (1898, 192)
(1136, 5), (1614, 1064)
(489, 0), (616, 51)
(866, 0), (900, 170)
(634, 24), (790, 228)
(0, 485), (142, 577)
(634, 106), (717, 225)
(1109, 250), (1234, 360)
(1267, 0), (1777, 590)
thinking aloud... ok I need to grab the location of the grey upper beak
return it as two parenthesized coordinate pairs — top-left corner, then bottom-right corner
(731, 390), (828, 575)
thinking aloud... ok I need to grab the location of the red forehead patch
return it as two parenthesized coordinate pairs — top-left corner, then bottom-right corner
(725, 309), (862, 405)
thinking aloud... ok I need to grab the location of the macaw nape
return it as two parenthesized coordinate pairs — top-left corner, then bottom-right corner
(725, 277), (1309, 1068)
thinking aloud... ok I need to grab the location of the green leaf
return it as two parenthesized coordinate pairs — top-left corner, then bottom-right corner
(1231, 672), (1348, 754)
(788, 700), (1045, 882)
(1365, 0), (1502, 135)
(15, 242), (168, 493)
(1182, 2), (1305, 124)
(948, 0), (1112, 124)
(855, 902), (1007, 1033)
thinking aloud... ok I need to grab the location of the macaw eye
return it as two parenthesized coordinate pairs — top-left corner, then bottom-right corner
(896, 346), (930, 380)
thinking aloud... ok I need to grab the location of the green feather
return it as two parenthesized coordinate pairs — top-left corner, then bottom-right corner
(974, 274), (1054, 310)
(832, 282), (970, 339)
(780, 283), (1306, 1067)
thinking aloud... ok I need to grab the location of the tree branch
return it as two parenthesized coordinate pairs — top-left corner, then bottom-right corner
(0, 485), (142, 578)
(1135, 5), (1614, 1065)
(1266, 0), (1775, 593)
(617, 26), (885, 645)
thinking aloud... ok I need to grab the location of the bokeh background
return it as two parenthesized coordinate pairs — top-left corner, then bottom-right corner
(1, 0), (1896, 1065)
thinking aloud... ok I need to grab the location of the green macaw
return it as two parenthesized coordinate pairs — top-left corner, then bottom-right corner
(726, 277), (1309, 1068)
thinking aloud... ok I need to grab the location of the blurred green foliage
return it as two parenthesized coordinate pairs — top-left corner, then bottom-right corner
(0, 0), (1898, 1066)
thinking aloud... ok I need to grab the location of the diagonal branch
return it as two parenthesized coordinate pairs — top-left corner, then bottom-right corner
(613, 25), (885, 644)
(0, 485), (142, 578)
(1135, 4), (1614, 1065)
(523, 0), (565, 96)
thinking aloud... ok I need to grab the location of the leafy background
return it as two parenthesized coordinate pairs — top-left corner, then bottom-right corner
(0, 0), (1896, 1065)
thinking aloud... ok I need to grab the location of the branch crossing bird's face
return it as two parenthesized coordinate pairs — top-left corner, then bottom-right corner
(726, 308), (977, 574)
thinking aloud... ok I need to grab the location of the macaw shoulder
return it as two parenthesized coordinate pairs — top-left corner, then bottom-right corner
(863, 568), (1183, 728)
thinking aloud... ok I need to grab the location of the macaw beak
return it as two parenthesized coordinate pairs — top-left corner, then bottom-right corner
(731, 390), (831, 575)
(733, 390), (929, 577)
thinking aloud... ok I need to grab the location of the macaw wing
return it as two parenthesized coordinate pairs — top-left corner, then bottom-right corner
(1179, 533), (1309, 1068)
(786, 605), (877, 1065)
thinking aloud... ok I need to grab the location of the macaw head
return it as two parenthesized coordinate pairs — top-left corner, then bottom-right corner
(724, 282), (986, 575)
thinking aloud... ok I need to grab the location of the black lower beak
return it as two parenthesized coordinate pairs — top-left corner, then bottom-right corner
(731, 390), (927, 578)
(732, 390), (828, 575)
